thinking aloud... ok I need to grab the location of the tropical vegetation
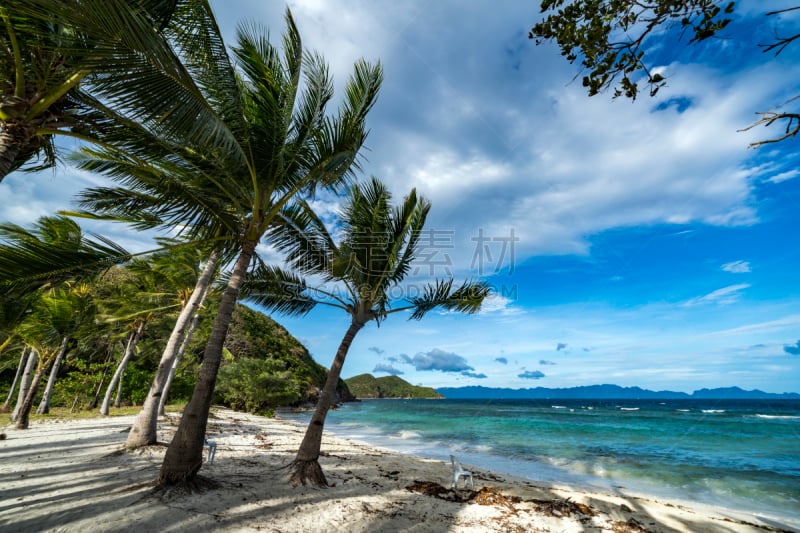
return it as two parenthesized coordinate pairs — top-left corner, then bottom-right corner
(0, 0), (195, 180)
(0, 0), (495, 495)
(241, 177), (489, 486)
(1, 259), (347, 421)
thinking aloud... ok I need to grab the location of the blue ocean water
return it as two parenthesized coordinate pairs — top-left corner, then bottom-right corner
(280, 399), (800, 523)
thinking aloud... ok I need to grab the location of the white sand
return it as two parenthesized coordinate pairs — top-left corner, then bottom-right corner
(1, 408), (795, 532)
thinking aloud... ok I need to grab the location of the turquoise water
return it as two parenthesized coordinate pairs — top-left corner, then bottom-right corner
(281, 399), (800, 524)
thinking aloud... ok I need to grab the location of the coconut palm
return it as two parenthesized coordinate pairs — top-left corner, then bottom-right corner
(243, 177), (490, 486)
(36, 282), (95, 414)
(0, 0), (211, 180)
(124, 245), (219, 443)
(96, 250), (193, 415)
(13, 282), (94, 427)
(70, 5), (382, 485)
(3, 346), (29, 410)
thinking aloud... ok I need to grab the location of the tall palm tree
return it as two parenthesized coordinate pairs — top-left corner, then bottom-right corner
(243, 177), (490, 486)
(71, 4), (382, 485)
(124, 244), (219, 444)
(0, 0), (205, 180)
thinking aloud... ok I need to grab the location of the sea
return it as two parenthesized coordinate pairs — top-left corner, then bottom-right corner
(280, 398), (800, 526)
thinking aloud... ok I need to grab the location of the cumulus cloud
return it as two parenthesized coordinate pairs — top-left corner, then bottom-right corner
(722, 260), (751, 273)
(403, 348), (474, 373)
(518, 370), (546, 380)
(784, 341), (800, 356)
(539, 359), (557, 365)
(495, 357), (508, 364)
(368, 346), (385, 355)
(373, 363), (404, 375)
(479, 294), (522, 315)
(556, 343), (567, 351)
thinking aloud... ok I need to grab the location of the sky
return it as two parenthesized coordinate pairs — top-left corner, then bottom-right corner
(2, 1), (800, 393)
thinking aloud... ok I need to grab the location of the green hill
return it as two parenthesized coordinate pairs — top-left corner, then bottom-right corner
(345, 374), (442, 399)
(214, 304), (355, 413)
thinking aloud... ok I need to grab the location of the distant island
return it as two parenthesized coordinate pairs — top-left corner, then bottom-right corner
(345, 374), (442, 399)
(434, 384), (800, 400)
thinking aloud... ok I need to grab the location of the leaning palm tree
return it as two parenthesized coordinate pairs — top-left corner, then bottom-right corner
(0, 0), (234, 181)
(36, 282), (95, 414)
(243, 177), (490, 486)
(122, 243), (218, 437)
(71, 4), (382, 485)
(96, 251), (191, 415)
(13, 283), (94, 428)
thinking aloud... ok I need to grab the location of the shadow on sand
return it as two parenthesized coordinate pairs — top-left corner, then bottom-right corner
(1, 409), (794, 532)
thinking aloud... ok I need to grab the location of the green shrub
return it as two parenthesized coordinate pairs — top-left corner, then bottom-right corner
(215, 357), (304, 414)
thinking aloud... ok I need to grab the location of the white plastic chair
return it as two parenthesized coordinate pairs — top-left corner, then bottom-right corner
(204, 438), (217, 464)
(450, 455), (474, 490)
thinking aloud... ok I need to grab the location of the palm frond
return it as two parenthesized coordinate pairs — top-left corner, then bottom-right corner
(267, 202), (336, 279)
(238, 264), (317, 317)
(406, 279), (490, 321)
(0, 216), (132, 296)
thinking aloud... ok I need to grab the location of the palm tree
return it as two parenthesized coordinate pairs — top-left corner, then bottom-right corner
(71, 5), (382, 485)
(125, 245), (219, 444)
(0, 0), (202, 180)
(96, 252), (189, 415)
(36, 283), (95, 414)
(3, 345), (29, 410)
(243, 177), (490, 486)
(13, 283), (94, 428)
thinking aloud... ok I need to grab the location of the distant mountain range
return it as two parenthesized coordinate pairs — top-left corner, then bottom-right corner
(435, 384), (800, 400)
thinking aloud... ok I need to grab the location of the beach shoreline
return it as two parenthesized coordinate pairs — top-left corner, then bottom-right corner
(1, 408), (796, 532)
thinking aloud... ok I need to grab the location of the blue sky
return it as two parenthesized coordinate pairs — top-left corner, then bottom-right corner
(2, 1), (800, 393)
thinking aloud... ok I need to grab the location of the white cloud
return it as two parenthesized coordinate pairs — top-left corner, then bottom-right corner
(683, 284), (751, 307)
(766, 170), (800, 183)
(722, 260), (751, 273)
(479, 294), (522, 316)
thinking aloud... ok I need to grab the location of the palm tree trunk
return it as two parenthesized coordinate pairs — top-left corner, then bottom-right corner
(290, 320), (364, 487)
(15, 355), (53, 430)
(11, 349), (38, 422)
(90, 341), (116, 409)
(113, 369), (125, 408)
(127, 249), (218, 448)
(0, 122), (37, 182)
(100, 323), (144, 416)
(36, 337), (69, 414)
(158, 305), (202, 417)
(3, 346), (28, 410)
(158, 242), (254, 486)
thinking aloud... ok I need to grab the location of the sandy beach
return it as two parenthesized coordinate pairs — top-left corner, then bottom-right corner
(0, 408), (795, 532)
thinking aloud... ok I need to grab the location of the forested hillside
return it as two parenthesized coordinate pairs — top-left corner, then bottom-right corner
(1, 258), (351, 417)
(345, 374), (441, 399)
(218, 305), (355, 412)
